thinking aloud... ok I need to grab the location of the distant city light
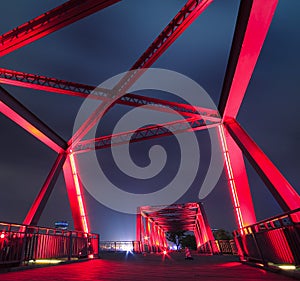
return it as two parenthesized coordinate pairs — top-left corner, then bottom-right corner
(55, 221), (69, 230)
(121, 244), (133, 252)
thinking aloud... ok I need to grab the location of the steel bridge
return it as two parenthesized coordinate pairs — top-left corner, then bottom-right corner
(0, 0), (300, 274)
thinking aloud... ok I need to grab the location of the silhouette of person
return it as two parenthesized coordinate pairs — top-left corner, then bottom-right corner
(185, 247), (193, 260)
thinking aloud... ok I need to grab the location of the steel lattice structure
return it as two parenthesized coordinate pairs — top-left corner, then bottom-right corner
(136, 203), (218, 253)
(1, 0), (300, 257)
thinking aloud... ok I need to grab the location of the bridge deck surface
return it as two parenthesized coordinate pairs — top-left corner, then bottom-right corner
(0, 252), (294, 280)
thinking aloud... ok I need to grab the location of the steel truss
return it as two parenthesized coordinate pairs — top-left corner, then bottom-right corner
(0, 67), (220, 120)
(0, 0), (121, 57)
(0, 0), (299, 242)
(68, 0), (213, 147)
(136, 203), (218, 254)
(74, 118), (219, 154)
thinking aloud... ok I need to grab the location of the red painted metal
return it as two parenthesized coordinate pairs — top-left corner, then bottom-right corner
(63, 153), (89, 232)
(198, 203), (219, 254)
(70, 0), (213, 146)
(138, 203), (217, 253)
(0, 67), (220, 120)
(23, 153), (67, 226)
(0, 86), (67, 153)
(234, 208), (300, 266)
(1, 0), (299, 260)
(115, 0), (213, 94)
(74, 117), (219, 153)
(138, 210), (168, 253)
(218, 0), (278, 120)
(136, 207), (142, 252)
(0, 0), (121, 57)
(218, 125), (256, 228)
(225, 119), (300, 212)
(0, 67), (110, 100)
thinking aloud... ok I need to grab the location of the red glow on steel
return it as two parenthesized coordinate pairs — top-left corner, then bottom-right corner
(225, 119), (300, 214)
(23, 153), (66, 226)
(266, 229), (294, 264)
(69, 0), (213, 147)
(0, 0), (121, 57)
(69, 153), (89, 233)
(0, 101), (63, 153)
(218, 125), (244, 232)
(222, 0), (278, 120)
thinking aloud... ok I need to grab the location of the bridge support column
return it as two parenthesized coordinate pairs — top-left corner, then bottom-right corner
(195, 204), (218, 254)
(136, 208), (143, 252)
(63, 153), (89, 232)
(194, 220), (203, 250)
(218, 125), (256, 230)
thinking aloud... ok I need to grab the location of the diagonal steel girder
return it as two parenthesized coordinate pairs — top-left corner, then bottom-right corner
(73, 117), (219, 154)
(0, 86), (67, 153)
(224, 118), (300, 212)
(218, 0), (278, 120)
(69, 0), (213, 147)
(0, 67), (220, 121)
(114, 0), (213, 94)
(0, 0), (121, 57)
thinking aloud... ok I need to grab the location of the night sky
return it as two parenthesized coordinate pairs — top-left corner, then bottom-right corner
(0, 0), (299, 241)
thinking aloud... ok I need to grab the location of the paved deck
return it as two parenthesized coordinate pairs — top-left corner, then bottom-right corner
(0, 252), (295, 281)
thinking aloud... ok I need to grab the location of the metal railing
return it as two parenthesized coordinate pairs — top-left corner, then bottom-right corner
(0, 221), (99, 266)
(215, 240), (238, 255)
(233, 208), (300, 267)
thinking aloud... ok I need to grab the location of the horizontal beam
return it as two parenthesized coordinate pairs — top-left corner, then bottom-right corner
(74, 117), (219, 153)
(0, 86), (67, 153)
(0, 67), (220, 121)
(225, 119), (300, 212)
(69, 0), (213, 146)
(218, 0), (278, 120)
(0, 67), (110, 99)
(0, 0), (121, 56)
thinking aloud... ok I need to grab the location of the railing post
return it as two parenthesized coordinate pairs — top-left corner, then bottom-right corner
(68, 231), (72, 261)
(284, 214), (300, 266)
(250, 226), (266, 265)
(20, 225), (28, 265)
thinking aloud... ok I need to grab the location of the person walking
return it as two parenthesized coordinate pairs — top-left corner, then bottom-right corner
(185, 247), (193, 260)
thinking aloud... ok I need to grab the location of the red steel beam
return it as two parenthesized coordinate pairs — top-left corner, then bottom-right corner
(74, 117), (219, 153)
(218, 0), (278, 120)
(114, 0), (213, 94)
(0, 67), (220, 121)
(23, 153), (66, 226)
(0, 67), (110, 100)
(0, 0), (121, 57)
(69, 0), (213, 147)
(225, 119), (300, 212)
(219, 125), (256, 228)
(0, 86), (67, 153)
(63, 153), (89, 232)
(198, 203), (218, 253)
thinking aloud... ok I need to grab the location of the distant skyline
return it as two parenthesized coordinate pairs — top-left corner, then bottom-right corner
(0, 1), (299, 241)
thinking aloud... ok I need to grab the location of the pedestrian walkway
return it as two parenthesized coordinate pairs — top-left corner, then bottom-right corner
(0, 252), (295, 281)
